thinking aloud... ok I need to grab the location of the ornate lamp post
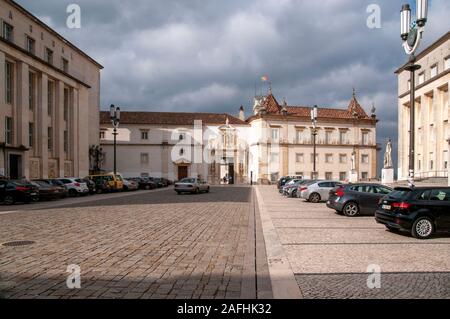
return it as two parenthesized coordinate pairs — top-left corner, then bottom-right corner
(400, 0), (428, 188)
(311, 105), (318, 179)
(110, 104), (121, 175)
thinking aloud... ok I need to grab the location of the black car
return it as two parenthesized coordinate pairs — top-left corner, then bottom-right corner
(375, 187), (450, 239)
(0, 180), (38, 205)
(82, 178), (97, 195)
(130, 177), (156, 190)
(327, 183), (393, 216)
(152, 178), (167, 188)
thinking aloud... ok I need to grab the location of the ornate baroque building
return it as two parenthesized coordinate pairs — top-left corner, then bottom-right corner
(100, 91), (378, 184)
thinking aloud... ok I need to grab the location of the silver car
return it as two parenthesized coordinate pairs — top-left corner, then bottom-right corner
(175, 178), (210, 194)
(299, 180), (342, 203)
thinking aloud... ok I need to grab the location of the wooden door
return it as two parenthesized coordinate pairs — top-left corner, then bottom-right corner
(178, 166), (188, 181)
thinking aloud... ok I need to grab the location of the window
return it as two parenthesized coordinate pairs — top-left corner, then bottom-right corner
(26, 36), (35, 54)
(362, 132), (369, 145)
(339, 172), (347, 181)
(140, 153), (149, 165)
(179, 133), (186, 141)
(325, 172), (333, 180)
(48, 127), (53, 150)
(62, 58), (69, 73)
(325, 131), (332, 144)
(45, 48), (53, 64)
(270, 152), (279, 163)
(63, 88), (69, 121)
(5, 61), (13, 104)
(361, 154), (369, 164)
(429, 189), (450, 201)
(325, 154), (333, 163)
(296, 153), (304, 163)
(99, 131), (106, 139)
(339, 131), (347, 144)
(418, 72), (425, 85)
(29, 72), (35, 110)
(295, 130), (303, 143)
(48, 81), (53, 115)
(430, 160), (434, 170)
(430, 65), (438, 78)
(361, 172), (368, 181)
(64, 131), (69, 153)
(445, 57), (450, 71)
(271, 128), (279, 141)
(29, 122), (34, 148)
(141, 131), (149, 140)
(444, 151), (448, 170)
(310, 153), (318, 163)
(2, 22), (13, 42)
(5, 117), (13, 145)
(311, 172), (319, 179)
(373, 186), (393, 195)
(339, 154), (347, 164)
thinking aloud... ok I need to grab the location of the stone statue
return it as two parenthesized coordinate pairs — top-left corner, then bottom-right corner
(350, 151), (356, 171)
(384, 139), (393, 168)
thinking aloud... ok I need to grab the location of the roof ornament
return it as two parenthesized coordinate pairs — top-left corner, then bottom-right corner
(352, 87), (356, 98)
(226, 117), (229, 126)
(371, 103), (377, 117)
(281, 98), (288, 116)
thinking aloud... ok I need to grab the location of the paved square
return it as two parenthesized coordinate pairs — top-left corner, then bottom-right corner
(0, 187), (270, 299)
(255, 186), (450, 299)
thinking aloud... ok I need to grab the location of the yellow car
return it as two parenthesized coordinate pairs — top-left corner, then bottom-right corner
(87, 174), (124, 191)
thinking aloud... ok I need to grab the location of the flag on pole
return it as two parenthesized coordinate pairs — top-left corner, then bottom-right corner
(261, 75), (269, 82)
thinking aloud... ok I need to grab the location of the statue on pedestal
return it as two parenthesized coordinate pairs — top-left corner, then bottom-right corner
(383, 139), (393, 169)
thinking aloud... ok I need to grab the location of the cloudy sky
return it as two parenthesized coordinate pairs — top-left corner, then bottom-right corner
(16, 0), (450, 171)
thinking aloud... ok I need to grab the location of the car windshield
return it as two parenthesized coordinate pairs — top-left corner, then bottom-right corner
(180, 178), (196, 183)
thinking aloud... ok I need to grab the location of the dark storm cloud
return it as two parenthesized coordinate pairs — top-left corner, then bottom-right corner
(15, 0), (450, 172)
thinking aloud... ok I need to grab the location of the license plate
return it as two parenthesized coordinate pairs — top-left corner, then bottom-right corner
(382, 205), (391, 210)
(31, 193), (37, 196)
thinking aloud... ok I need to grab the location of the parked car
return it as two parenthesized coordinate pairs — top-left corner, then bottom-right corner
(57, 178), (89, 196)
(0, 180), (38, 205)
(81, 178), (96, 195)
(30, 181), (66, 201)
(277, 176), (303, 189)
(36, 179), (68, 198)
(282, 179), (308, 197)
(375, 187), (450, 239)
(130, 177), (156, 190)
(152, 177), (168, 188)
(298, 180), (342, 203)
(123, 178), (139, 191)
(327, 183), (393, 216)
(87, 174), (124, 191)
(174, 178), (210, 194)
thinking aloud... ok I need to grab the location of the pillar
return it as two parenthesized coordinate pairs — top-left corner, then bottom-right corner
(39, 73), (49, 178)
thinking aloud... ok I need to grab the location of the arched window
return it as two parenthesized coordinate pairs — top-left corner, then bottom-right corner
(179, 148), (184, 156)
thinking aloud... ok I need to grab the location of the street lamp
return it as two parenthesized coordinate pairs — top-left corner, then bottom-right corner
(110, 104), (120, 175)
(400, 0), (428, 188)
(311, 105), (318, 179)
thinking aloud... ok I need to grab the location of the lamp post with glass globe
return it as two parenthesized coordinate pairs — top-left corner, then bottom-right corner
(400, 0), (428, 188)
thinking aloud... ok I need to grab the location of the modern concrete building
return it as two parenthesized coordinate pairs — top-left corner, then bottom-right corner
(100, 91), (378, 184)
(0, 0), (102, 179)
(396, 31), (450, 183)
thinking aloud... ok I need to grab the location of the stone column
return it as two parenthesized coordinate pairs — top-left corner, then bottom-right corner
(55, 80), (65, 177)
(17, 62), (30, 178)
(77, 87), (90, 178)
(72, 88), (79, 176)
(39, 74), (49, 178)
(0, 51), (5, 175)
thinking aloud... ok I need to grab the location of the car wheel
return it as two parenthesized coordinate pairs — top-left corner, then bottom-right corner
(343, 202), (360, 217)
(145, 185), (150, 190)
(206, 187), (210, 193)
(291, 190), (297, 198)
(309, 193), (321, 203)
(4, 195), (15, 205)
(195, 188), (200, 194)
(412, 217), (435, 239)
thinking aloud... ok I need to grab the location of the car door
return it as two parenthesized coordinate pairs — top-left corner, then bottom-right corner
(317, 182), (331, 200)
(429, 189), (450, 231)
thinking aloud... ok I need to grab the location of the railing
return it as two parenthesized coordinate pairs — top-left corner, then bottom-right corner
(414, 170), (449, 181)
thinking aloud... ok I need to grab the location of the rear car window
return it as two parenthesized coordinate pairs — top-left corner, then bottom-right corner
(389, 190), (411, 199)
(429, 189), (450, 201)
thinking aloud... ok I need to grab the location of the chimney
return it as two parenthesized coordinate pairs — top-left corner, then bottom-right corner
(239, 105), (245, 121)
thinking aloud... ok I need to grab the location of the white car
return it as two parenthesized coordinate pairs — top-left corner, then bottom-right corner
(174, 178), (210, 194)
(58, 178), (89, 196)
(298, 180), (342, 203)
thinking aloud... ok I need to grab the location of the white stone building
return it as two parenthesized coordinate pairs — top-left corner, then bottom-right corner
(396, 31), (450, 183)
(100, 91), (378, 184)
(0, 0), (102, 179)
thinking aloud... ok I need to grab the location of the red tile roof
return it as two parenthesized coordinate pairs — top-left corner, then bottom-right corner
(260, 93), (370, 120)
(100, 111), (248, 126)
